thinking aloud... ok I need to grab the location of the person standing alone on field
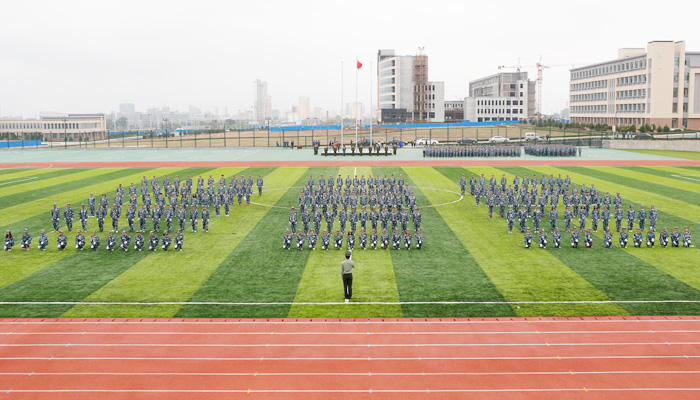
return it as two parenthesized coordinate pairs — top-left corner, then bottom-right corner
(341, 251), (355, 303)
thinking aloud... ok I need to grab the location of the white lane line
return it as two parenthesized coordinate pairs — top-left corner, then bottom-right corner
(671, 174), (700, 182)
(0, 176), (38, 185)
(2, 370), (699, 377)
(1, 300), (700, 306)
(3, 341), (699, 348)
(2, 320), (697, 325)
(1, 355), (699, 361)
(5, 330), (698, 335)
(1, 389), (699, 394)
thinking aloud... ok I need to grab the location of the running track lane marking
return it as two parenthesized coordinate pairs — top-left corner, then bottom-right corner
(0, 176), (38, 185)
(671, 174), (700, 182)
(3, 355), (700, 361)
(0, 388), (699, 394)
(3, 300), (700, 306)
(3, 329), (700, 335)
(3, 370), (700, 376)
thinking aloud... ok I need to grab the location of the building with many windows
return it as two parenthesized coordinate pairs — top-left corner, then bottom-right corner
(569, 41), (700, 129)
(463, 72), (535, 122)
(0, 114), (107, 141)
(376, 49), (445, 123)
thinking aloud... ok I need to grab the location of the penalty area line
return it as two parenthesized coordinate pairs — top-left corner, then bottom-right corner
(2, 300), (700, 306)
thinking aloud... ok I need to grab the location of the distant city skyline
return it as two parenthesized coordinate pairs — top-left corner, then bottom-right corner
(1, 1), (697, 119)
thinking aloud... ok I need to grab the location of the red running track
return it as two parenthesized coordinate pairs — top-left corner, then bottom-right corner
(2, 159), (700, 169)
(1, 316), (700, 399)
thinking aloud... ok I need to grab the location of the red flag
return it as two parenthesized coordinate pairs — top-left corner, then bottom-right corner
(357, 60), (362, 69)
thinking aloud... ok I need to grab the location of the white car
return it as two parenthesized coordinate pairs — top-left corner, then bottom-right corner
(416, 138), (439, 146)
(488, 136), (510, 143)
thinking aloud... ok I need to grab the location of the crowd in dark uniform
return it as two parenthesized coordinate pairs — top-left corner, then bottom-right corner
(524, 144), (580, 157)
(424, 145), (521, 158)
(4, 173), (267, 253)
(458, 172), (693, 250)
(282, 173), (424, 251)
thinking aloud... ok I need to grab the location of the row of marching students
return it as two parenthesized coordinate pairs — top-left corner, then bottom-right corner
(283, 227), (424, 251)
(4, 229), (184, 252)
(522, 225), (692, 249)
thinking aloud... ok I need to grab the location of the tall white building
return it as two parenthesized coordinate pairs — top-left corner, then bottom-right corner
(298, 96), (310, 120)
(376, 49), (445, 123)
(255, 79), (271, 122)
(464, 72), (535, 122)
(569, 40), (700, 129)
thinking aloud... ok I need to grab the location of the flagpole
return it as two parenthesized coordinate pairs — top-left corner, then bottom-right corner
(340, 61), (343, 147)
(370, 60), (373, 145)
(355, 57), (358, 144)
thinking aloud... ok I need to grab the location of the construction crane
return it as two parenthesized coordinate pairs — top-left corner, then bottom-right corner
(499, 57), (580, 119)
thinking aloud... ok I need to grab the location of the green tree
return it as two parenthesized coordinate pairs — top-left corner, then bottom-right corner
(116, 117), (129, 130)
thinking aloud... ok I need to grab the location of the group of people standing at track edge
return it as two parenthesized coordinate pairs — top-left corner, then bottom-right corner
(523, 144), (581, 157)
(282, 173), (424, 251)
(459, 172), (693, 250)
(425, 145), (520, 158)
(4, 173), (266, 252)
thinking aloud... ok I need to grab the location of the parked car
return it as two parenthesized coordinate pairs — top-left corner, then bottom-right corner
(416, 138), (439, 146)
(488, 136), (510, 143)
(633, 133), (654, 140)
(357, 139), (373, 147)
(524, 132), (539, 141)
(456, 137), (477, 144)
(386, 138), (402, 145)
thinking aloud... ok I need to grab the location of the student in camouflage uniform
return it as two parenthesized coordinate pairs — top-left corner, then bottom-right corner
(189, 206), (198, 233)
(51, 203), (61, 232)
(649, 204), (658, 231)
(90, 231), (100, 251)
(74, 229), (85, 251)
(295, 230), (305, 250)
(57, 230), (68, 250)
(683, 227), (692, 247)
(538, 229), (547, 249)
(358, 228), (367, 250)
(37, 229), (49, 251)
(524, 228), (533, 249)
(133, 231), (145, 251)
(321, 229), (331, 250)
(64, 203), (74, 232)
(392, 228), (401, 250)
(347, 231), (355, 251)
(334, 230), (344, 250)
(671, 226), (681, 247)
(201, 206), (210, 232)
(380, 229), (390, 250)
(584, 228), (593, 248)
(659, 227), (669, 247)
(148, 231), (159, 251)
(506, 205), (515, 233)
(20, 229), (32, 251)
(619, 227), (629, 248)
(552, 228), (561, 248)
(637, 204), (647, 231)
(120, 230), (131, 251)
(627, 205), (635, 232)
(110, 205), (119, 232)
(308, 230), (318, 250)
(152, 204), (161, 232)
(570, 227), (580, 248)
(174, 230), (184, 251)
(646, 227), (656, 248)
(369, 229), (378, 250)
(633, 228), (643, 248)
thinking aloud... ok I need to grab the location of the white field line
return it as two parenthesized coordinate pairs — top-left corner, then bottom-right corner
(671, 174), (700, 182)
(1, 300), (700, 306)
(5, 329), (698, 335)
(0, 176), (38, 185)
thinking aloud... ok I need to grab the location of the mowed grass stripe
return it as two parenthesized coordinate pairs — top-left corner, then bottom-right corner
(0, 167), (209, 291)
(0, 168), (30, 177)
(62, 167), (273, 318)
(588, 166), (700, 199)
(497, 166), (700, 316)
(288, 167), (403, 318)
(0, 169), (141, 210)
(394, 167), (514, 317)
(0, 168), (75, 190)
(0, 167), (206, 318)
(631, 166), (700, 187)
(423, 166), (625, 317)
(0, 169), (102, 198)
(176, 167), (314, 318)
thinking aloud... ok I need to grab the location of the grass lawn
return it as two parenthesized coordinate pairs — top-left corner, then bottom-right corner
(0, 166), (699, 318)
(619, 149), (700, 160)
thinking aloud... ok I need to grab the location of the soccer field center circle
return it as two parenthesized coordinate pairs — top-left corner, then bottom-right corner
(250, 186), (463, 209)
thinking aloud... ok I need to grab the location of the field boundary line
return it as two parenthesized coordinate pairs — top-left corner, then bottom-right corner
(4, 300), (700, 306)
(671, 174), (700, 182)
(0, 176), (38, 185)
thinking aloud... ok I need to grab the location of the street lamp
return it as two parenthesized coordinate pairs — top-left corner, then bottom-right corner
(163, 118), (169, 148)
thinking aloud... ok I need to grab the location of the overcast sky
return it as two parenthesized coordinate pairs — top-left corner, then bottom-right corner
(0, 0), (695, 119)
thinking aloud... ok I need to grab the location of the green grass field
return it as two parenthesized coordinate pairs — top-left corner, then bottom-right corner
(1, 166), (699, 318)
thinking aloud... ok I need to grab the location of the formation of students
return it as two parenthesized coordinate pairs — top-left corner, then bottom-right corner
(524, 144), (580, 157)
(282, 173), (424, 251)
(458, 172), (693, 250)
(4, 173), (268, 253)
(425, 145), (521, 158)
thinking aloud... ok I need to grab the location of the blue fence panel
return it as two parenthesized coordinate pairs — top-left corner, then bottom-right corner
(0, 140), (42, 148)
(269, 120), (520, 132)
